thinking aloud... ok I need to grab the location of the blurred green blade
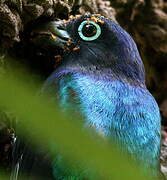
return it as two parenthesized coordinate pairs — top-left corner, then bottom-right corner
(0, 70), (155, 180)
(0, 175), (9, 180)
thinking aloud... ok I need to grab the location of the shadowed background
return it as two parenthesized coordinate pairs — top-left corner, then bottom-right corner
(0, 0), (167, 178)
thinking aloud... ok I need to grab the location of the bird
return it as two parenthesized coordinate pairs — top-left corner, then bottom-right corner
(11, 14), (161, 180)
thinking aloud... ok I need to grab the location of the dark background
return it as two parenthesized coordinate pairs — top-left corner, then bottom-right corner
(0, 0), (167, 177)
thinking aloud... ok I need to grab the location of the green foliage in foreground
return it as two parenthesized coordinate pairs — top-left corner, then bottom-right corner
(0, 69), (157, 180)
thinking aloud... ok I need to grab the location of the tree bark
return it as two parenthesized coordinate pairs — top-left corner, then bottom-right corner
(0, 0), (167, 176)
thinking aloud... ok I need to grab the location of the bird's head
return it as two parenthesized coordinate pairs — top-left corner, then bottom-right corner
(30, 14), (145, 84)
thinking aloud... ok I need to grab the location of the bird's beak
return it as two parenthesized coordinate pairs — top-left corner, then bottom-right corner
(45, 21), (71, 49)
(30, 20), (71, 49)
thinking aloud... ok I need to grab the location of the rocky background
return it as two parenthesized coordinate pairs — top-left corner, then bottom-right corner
(0, 0), (167, 178)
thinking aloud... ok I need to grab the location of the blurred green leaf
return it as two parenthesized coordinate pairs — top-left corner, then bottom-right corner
(0, 68), (156, 180)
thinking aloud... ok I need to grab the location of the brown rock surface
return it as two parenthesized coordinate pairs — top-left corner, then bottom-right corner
(0, 0), (167, 177)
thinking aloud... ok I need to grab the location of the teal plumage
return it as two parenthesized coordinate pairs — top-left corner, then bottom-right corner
(48, 73), (160, 179)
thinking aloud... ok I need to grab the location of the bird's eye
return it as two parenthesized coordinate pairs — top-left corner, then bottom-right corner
(78, 21), (101, 41)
